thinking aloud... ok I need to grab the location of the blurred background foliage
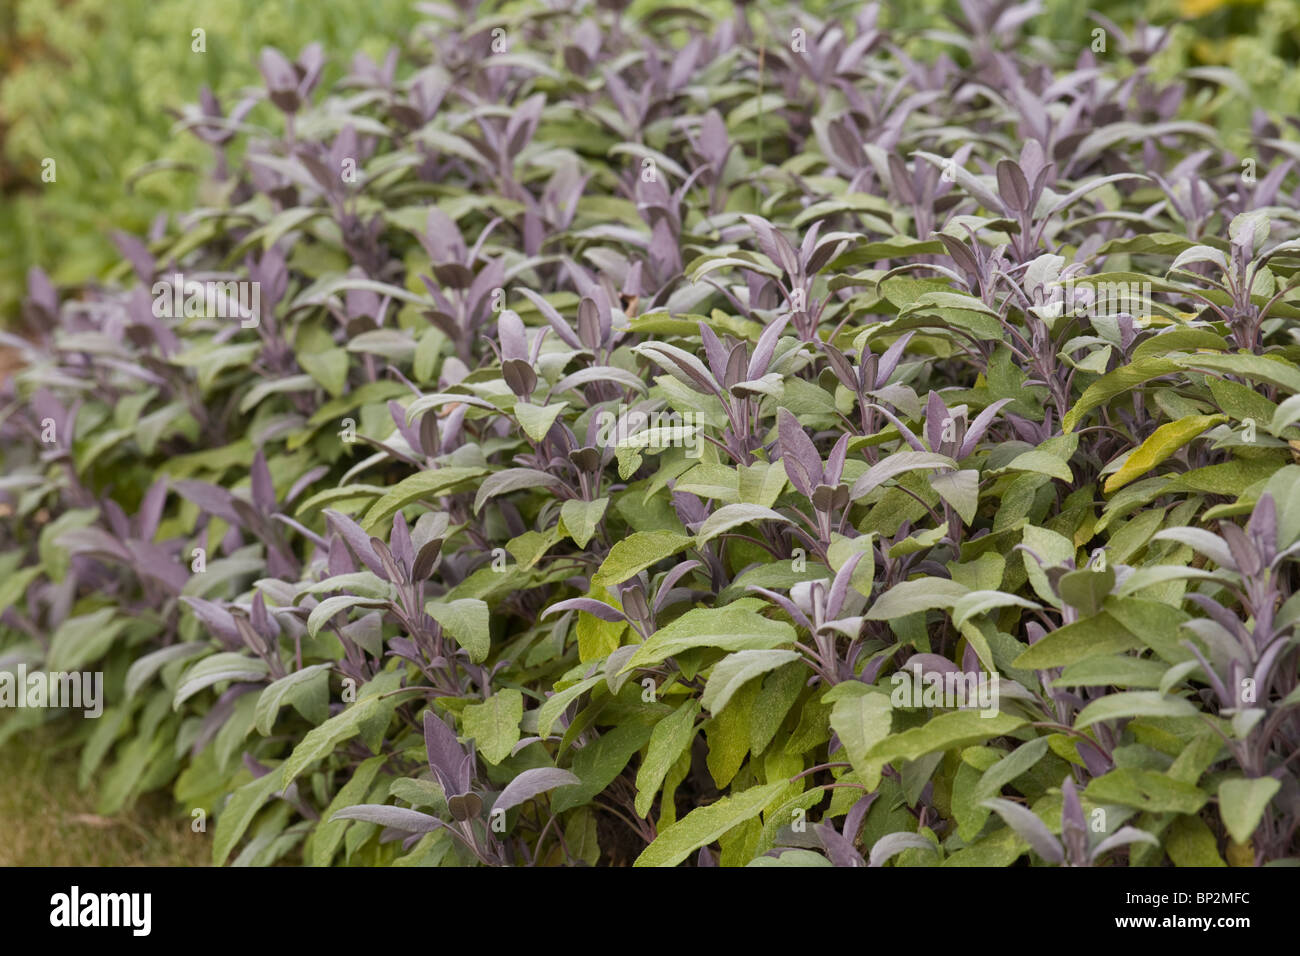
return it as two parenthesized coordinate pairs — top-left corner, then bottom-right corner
(0, 0), (1296, 325)
(0, 0), (421, 324)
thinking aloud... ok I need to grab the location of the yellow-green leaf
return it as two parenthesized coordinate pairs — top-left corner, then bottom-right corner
(591, 531), (693, 588)
(559, 497), (608, 549)
(634, 782), (786, 867)
(1104, 414), (1226, 493)
(513, 401), (568, 442)
(461, 689), (523, 765)
(866, 711), (1026, 765)
(1218, 777), (1280, 845)
(361, 467), (487, 533)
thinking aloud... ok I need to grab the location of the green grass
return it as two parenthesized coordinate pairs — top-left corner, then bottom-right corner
(0, 723), (208, 866)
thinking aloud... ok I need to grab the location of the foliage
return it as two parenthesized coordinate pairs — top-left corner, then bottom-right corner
(3, 0), (1294, 322)
(2, 0), (1299, 867)
(0, 0), (421, 322)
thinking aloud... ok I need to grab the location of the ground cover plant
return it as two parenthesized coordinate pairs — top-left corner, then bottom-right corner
(4, 0), (1292, 326)
(1, 0), (1299, 867)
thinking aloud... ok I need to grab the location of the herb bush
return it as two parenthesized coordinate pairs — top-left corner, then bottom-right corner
(4, 0), (1287, 325)
(2, 0), (1299, 867)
